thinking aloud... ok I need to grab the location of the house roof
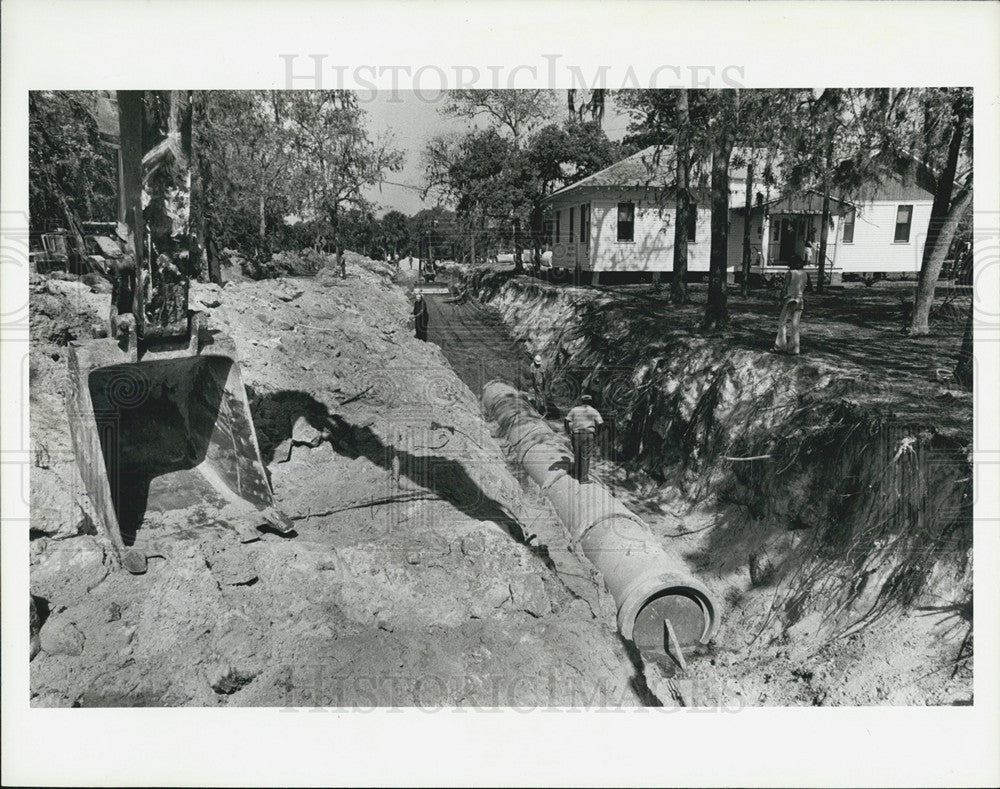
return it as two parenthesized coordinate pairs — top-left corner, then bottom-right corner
(548, 146), (671, 196)
(545, 144), (935, 208)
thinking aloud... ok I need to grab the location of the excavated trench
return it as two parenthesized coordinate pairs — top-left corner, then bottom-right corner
(430, 266), (975, 706)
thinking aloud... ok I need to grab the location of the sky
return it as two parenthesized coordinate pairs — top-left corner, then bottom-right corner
(360, 90), (632, 217)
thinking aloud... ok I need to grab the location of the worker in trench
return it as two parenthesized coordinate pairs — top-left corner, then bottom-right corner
(529, 354), (547, 413)
(412, 291), (429, 341)
(564, 393), (604, 483)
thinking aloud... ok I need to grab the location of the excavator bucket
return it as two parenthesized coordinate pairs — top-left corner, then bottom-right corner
(63, 90), (291, 573)
(66, 320), (293, 573)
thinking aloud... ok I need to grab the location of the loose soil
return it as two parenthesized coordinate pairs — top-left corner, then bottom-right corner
(28, 256), (652, 707)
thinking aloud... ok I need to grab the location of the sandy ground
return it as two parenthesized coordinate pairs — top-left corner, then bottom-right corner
(28, 257), (654, 707)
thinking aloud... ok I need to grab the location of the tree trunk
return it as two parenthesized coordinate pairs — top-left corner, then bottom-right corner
(188, 139), (208, 281)
(590, 89), (605, 126)
(741, 154), (755, 297)
(512, 217), (523, 273)
(531, 205), (543, 275)
(817, 187), (831, 293)
(911, 96), (970, 334)
(954, 308), (973, 390)
(329, 204), (345, 278)
(704, 92), (737, 330)
(911, 185), (973, 334)
(190, 92), (220, 283)
(258, 192), (267, 245)
(814, 91), (840, 295)
(671, 89), (691, 305)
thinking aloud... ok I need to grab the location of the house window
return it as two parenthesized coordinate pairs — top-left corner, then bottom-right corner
(543, 219), (555, 247)
(580, 204), (589, 243)
(569, 206), (575, 242)
(555, 211), (560, 243)
(617, 202), (635, 242)
(843, 209), (856, 244)
(687, 204), (697, 243)
(894, 205), (913, 243)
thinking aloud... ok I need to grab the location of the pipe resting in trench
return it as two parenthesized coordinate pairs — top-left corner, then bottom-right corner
(482, 381), (720, 669)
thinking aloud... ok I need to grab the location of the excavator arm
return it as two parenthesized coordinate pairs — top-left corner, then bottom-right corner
(66, 90), (293, 575)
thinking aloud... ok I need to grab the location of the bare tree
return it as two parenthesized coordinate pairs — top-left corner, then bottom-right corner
(444, 90), (554, 146)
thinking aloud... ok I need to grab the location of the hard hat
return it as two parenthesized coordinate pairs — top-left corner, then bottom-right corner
(534, 355), (543, 364)
(581, 394), (593, 403)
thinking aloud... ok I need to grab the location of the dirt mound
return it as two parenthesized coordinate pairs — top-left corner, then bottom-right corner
(29, 255), (650, 707)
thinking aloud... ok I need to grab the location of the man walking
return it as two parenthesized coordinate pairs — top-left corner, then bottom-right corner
(773, 254), (810, 355)
(413, 292), (429, 341)
(564, 394), (604, 483)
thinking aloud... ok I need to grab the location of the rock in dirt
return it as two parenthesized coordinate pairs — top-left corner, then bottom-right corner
(202, 542), (259, 587)
(291, 415), (326, 447)
(275, 280), (304, 302)
(191, 282), (223, 309)
(31, 534), (108, 605)
(510, 574), (551, 617)
(81, 273), (113, 293)
(40, 618), (85, 656)
(30, 597), (43, 660)
(208, 663), (257, 695)
(30, 469), (96, 540)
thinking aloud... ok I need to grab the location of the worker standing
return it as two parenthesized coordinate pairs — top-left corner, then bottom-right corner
(413, 292), (429, 341)
(529, 354), (547, 411)
(773, 254), (810, 355)
(564, 394), (604, 483)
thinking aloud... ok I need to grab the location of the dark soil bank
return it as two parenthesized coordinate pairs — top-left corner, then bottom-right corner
(457, 268), (973, 705)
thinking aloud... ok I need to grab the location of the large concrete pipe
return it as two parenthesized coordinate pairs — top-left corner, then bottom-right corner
(483, 381), (720, 669)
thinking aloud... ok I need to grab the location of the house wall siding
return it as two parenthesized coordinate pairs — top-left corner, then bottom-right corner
(545, 190), (933, 274)
(548, 190), (713, 272)
(835, 200), (933, 273)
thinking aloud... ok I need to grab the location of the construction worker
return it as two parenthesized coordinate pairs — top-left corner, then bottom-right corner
(530, 354), (547, 410)
(564, 394), (604, 483)
(773, 254), (810, 355)
(413, 292), (429, 341)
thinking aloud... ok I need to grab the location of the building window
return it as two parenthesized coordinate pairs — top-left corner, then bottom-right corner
(580, 204), (589, 243)
(569, 206), (575, 242)
(687, 204), (697, 243)
(555, 211), (560, 243)
(617, 202), (635, 242)
(843, 209), (855, 243)
(543, 219), (555, 247)
(894, 205), (913, 243)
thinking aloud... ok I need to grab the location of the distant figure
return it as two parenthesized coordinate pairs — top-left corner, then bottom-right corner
(413, 292), (429, 341)
(564, 394), (604, 483)
(803, 240), (814, 267)
(773, 255), (810, 355)
(529, 354), (547, 410)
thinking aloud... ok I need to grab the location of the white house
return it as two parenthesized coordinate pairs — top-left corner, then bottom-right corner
(542, 146), (935, 282)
